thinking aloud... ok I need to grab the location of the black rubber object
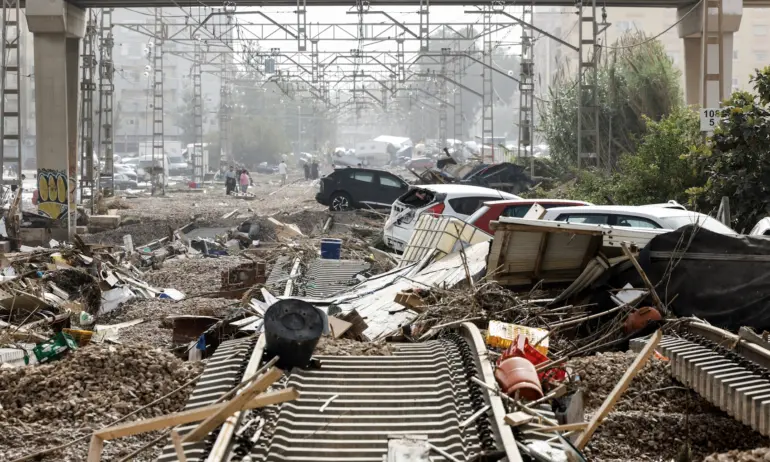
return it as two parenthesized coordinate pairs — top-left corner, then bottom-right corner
(264, 299), (325, 369)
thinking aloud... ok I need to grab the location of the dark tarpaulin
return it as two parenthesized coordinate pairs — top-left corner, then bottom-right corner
(631, 225), (770, 332)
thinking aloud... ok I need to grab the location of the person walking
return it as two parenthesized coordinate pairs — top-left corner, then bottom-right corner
(239, 169), (250, 194)
(224, 166), (236, 195)
(310, 160), (319, 180)
(278, 160), (288, 186)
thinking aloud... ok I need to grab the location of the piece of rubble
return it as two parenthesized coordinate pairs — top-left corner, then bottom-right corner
(313, 336), (391, 356)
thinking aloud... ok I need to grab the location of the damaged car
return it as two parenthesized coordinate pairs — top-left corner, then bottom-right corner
(383, 184), (519, 252)
(316, 167), (409, 211)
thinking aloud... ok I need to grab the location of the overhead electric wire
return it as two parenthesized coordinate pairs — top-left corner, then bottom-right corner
(599, 0), (703, 50)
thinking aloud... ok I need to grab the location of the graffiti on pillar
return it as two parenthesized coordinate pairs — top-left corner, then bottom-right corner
(37, 169), (69, 220)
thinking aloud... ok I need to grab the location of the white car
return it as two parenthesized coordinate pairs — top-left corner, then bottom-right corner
(383, 184), (520, 252)
(541, 205), (736, 234)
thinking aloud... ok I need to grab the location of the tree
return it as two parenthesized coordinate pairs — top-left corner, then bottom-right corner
(539, 31), (683, 170)
(691, 67), (770, 232)
(564, 107), (707, 205)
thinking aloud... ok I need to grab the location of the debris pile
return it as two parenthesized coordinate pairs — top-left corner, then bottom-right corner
(0, 344), (201, 423)
(705, 448), (770, 462)
(4, 171), (770, 462)
(0, 344), (202, 461)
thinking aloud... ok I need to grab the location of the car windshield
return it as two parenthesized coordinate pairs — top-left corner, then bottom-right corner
(659, 215), (736, 234)
(168, 156), (185, 164)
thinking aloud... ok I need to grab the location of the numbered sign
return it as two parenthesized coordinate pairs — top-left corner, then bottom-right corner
(700, 108), (719, 132)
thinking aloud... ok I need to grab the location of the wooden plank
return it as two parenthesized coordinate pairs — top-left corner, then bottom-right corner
(94, 388), (297, 440)
(394, 292), (427, 313)
(182, 367), (283, 443)
(522, 422), (588, 434)
(171, 429), (188, 462)
(329, 316), (353, 338)
(532, 233), (550, 279)
(504, 411), (533, 427)
(620, 242), (665, 315)
(490, 222), (604, 237)
(575, 330), (662, 449)
(86, 436), (104, 462)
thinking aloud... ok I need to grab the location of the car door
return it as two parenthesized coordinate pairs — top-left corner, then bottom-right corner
(348, 170), (377, 206)
(375, 172), (408, 207)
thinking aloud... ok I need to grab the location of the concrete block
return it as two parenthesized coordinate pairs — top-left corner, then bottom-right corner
(89, 215), (121, 229)
(20, 227), (51, 247)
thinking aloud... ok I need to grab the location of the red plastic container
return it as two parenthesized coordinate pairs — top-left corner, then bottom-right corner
(495, 356), (544, 401)
(497, 334), (567, 386)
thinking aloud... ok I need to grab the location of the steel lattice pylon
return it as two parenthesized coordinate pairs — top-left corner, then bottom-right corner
(218, 9), (232, 167)
(452, 42), (464, 142)
(0, 0), (22, 197)
(438, 49), (448, 149)
(481, 6), (494, 162)
(577, 0), (599, 170)
(518, 1), (534, 174)
(97, 8), (115, 196)
(151, 8), (165, 195)
(192, 40), (204, 184)
(79, 13), (98, 209)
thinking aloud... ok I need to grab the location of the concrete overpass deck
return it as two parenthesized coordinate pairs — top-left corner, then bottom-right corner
(29, 0), (770, 8)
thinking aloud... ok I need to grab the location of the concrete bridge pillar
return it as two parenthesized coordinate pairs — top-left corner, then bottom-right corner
(25, 0), (84, 233)
(678, 0), (743, 108)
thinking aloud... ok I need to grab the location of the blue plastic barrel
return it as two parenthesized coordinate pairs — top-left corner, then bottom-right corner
(320, 238), (342, 259)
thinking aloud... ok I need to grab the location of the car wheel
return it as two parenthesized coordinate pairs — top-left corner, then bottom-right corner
(330, 192), (352, 211)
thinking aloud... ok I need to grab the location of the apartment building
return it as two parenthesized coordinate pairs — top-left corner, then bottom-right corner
(111, 8), (221, 154)
(16, 8), (223, 158)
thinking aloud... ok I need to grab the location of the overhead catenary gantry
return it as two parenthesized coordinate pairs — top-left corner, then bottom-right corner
(78, 11), (97, 209)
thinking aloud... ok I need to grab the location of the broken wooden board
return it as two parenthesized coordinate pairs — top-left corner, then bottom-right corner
(329, 316), (353, 338)
(268, 217), (304, 240)
(575, 330), (662, 449)
(504, 411), (533, 427)
(394, 291), (427, 313)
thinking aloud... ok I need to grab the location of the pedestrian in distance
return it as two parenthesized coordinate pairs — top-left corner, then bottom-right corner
(278, 160), (288, 186)
(224, 166), (236, 195)
(239, 169), (250, 194)
(310, 160), (319, 180)
(303, 162), (310, 180)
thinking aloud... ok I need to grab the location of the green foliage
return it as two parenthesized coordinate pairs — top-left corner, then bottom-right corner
(230, 115), (290, 165)
(692, 67), (770, 231)
(541, 107), (706, 206)
(539, 31), (683, 170)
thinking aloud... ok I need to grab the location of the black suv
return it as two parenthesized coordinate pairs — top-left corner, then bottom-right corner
(316, 167), (409, 211)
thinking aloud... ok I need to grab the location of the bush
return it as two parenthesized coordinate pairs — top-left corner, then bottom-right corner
(539, 32), (683, 171)
(538, 107), (706, 206)
(691, 67), (770, 232)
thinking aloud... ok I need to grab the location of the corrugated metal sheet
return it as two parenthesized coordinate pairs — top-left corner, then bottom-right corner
(303, 259), (371, 299)
(332, 242), (490, 340)
(266, 256), (292, 293)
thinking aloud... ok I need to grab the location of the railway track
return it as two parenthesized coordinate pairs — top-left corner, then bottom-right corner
(631, 322), (770, 437)
(155, 323), (520, 462)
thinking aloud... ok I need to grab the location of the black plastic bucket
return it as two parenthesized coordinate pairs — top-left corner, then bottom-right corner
(263, 299), (325, 369)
